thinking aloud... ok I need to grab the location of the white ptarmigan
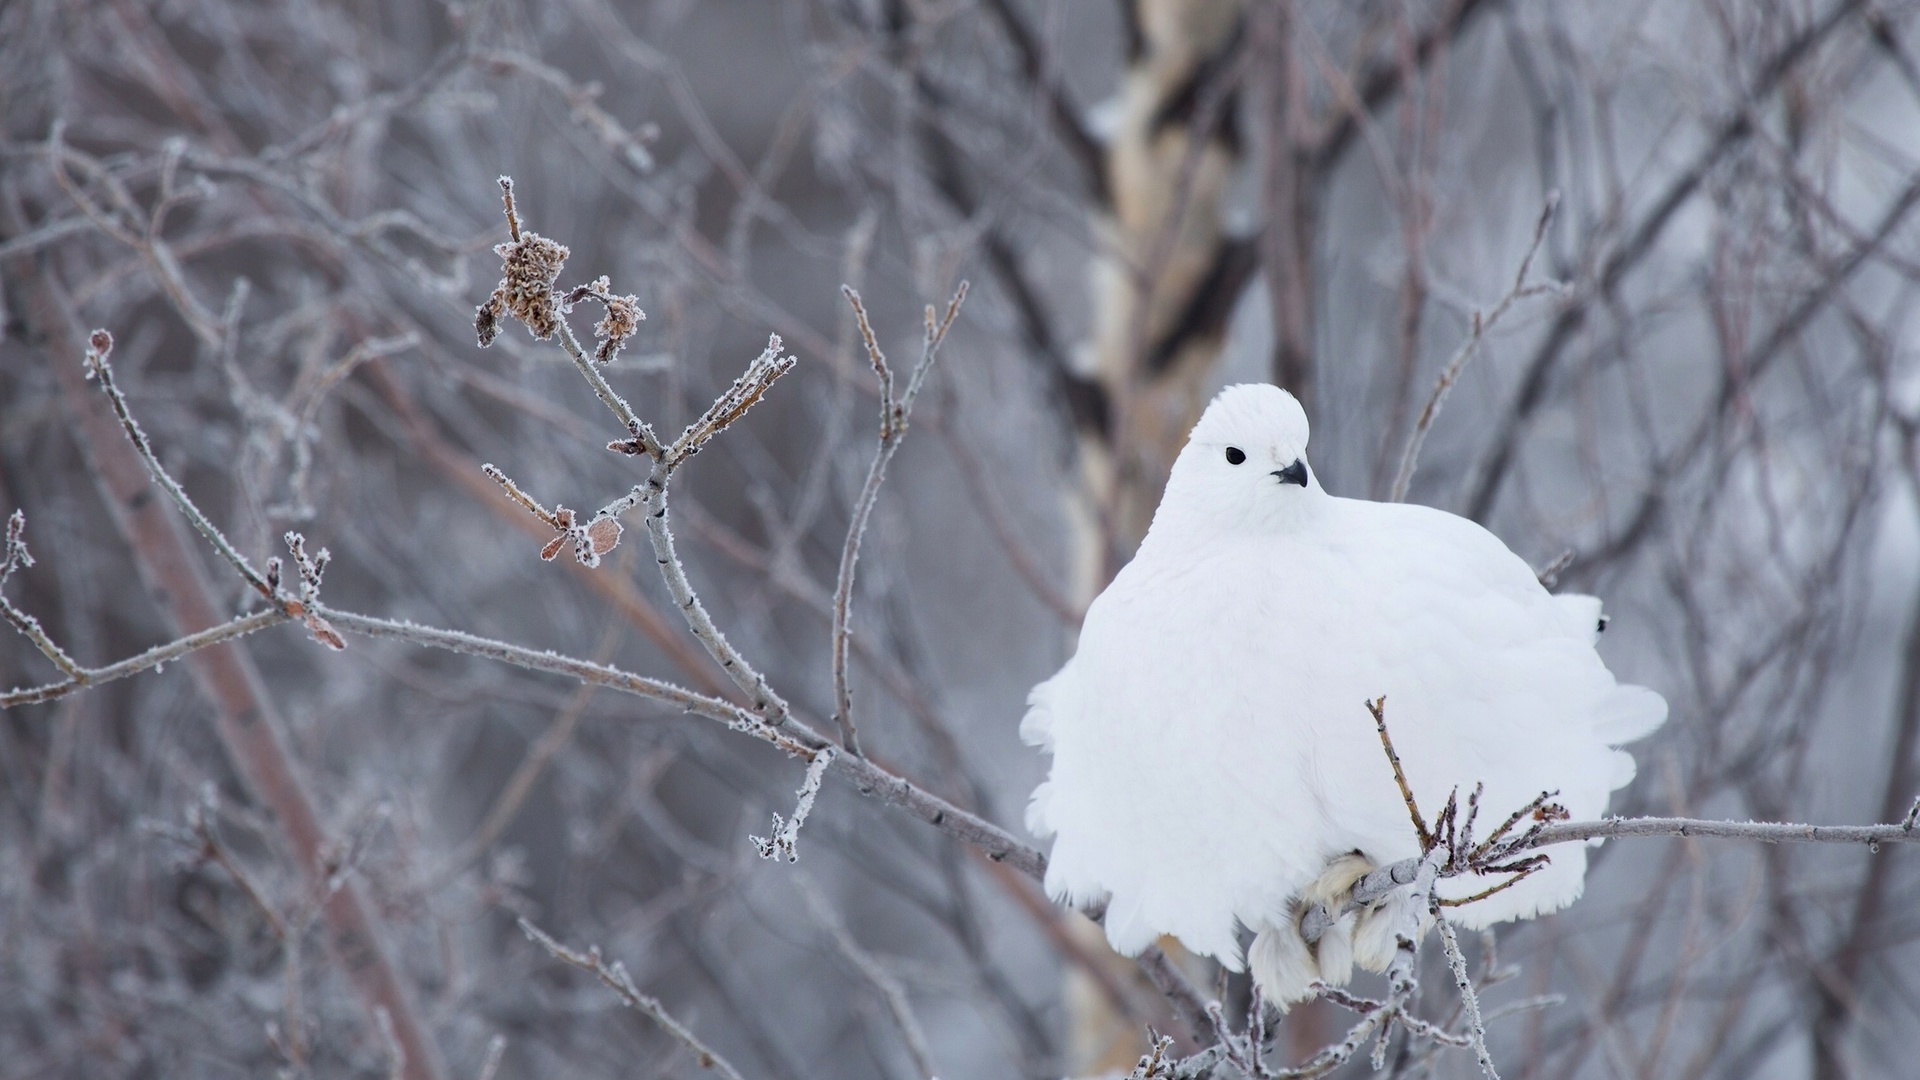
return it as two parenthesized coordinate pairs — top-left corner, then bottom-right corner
(1022, 384), (1665, 1004)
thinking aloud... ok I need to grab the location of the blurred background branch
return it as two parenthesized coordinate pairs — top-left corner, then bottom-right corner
(7, 1), (1920, 1077)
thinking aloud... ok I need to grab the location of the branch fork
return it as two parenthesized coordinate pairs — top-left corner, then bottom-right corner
(828, 283), (968, 756)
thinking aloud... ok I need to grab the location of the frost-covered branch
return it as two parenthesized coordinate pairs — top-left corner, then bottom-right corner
(752, 747), (836, 862)
(830, 283), (968, 756)
(1438, 917), (1500, 1079)
(1309, 808), (1920, 944)
(625, 342), (802, 729)
(80, 330), (280, 600)
(1, 511), (84, 681)
(311, 605), (808, 753)
(2, 607), (290, 708)
(1245, 859), (1439, 1080)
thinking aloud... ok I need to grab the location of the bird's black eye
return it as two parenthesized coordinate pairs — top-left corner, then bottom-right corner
(1224, 446), (1246, 465)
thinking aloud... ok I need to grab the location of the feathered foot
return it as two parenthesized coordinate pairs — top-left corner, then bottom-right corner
(1248, 853), (1374, 1009)
(1350, 881), (1434, 973)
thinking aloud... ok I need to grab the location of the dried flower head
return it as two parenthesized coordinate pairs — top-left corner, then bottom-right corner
(593, 293), (643, 363)
(476, 178), (571, 345)
(564, 276), (646, 363)
(478, 232), (570, 343)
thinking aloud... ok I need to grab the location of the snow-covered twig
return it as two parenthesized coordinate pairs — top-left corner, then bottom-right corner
(518, 919), (749, 1080)
(3, 607), (292, 707)
(1533, 814), (1920, 847)
(1, 511), (84, 681)
(666, 338), (797, 466)
(753, 747), (836, 862)
(1317, 986), (1470, 1047)
(633, 449), (796, 725)
(310, 604), (807, 753)
(1438, 917), (1500, 1079)
(830, 284), (967, 755)
(80, 329), (279, 600)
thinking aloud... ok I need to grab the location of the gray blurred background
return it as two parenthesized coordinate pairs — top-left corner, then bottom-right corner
(4, 1), (1920, 1077)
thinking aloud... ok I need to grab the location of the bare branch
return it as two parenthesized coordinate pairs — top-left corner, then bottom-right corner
(1390, 192), (1560, 503)
(1367, 695), (1432, 848)
(830, 284), (968, 755)
(752, 747), (836, 863)
(0, 511), (85, 681)
(80, 329), (279, 601)
(2, 608), (290, 709)
(797, 877), (939, 1079)
(1438, 918), (1501, 1079)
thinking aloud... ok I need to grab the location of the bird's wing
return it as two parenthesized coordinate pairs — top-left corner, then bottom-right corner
(1307, 499), (1666, 925)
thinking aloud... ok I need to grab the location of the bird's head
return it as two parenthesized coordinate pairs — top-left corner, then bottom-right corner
(1156, 384), (1320, 534)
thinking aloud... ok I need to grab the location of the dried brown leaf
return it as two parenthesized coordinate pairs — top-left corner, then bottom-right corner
(305, 612), (346, 651)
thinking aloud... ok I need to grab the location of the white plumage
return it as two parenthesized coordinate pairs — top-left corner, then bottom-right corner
(1023, 384), (1666, 1002)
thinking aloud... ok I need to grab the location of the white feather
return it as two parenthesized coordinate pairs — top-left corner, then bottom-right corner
(1024, 385), (1666, 994)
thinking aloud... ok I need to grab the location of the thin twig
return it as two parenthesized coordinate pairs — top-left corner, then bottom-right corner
(81, 330), (279, 600)
(1529, 815), (1920, 847)
(1367, 696), (1432, 848)
(633, 459), (794, 725)
(830, 284), (967, 755)
(2, 608), (291, 708)
(1390, 192), (1560, 502)
(1, 512), (85, 680)
(1318, 986), (1470, 1047)
(518, 919), (749, 1080)
(797, 877), (939, 1079)
(1438, 917), (1501, 1079)
(666, 335), (797, 466)
(752, 747), (836, 862)
(309, 604), (804, 752)
(481, 463), (563, 529)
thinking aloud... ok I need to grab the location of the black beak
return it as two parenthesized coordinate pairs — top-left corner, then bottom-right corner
(1273, 459), (1309, 487)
